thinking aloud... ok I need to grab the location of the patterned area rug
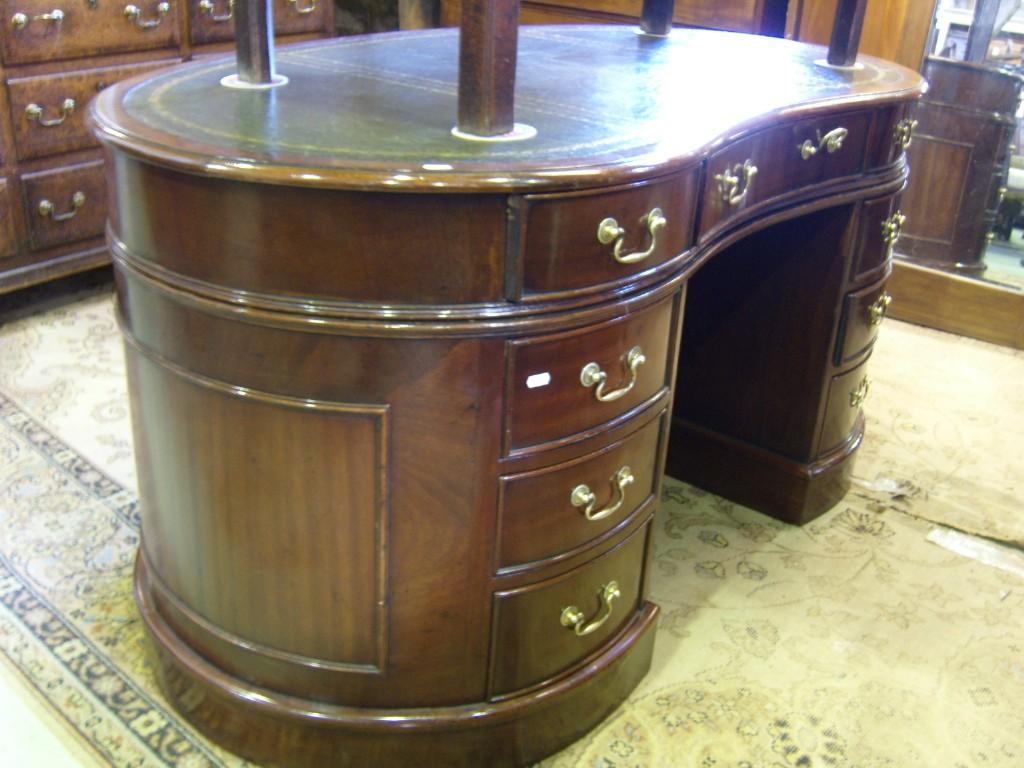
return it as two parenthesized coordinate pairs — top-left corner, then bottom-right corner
(1, 287), (1022, 767)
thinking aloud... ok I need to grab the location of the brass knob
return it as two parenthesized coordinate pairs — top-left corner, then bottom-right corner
(570, 466), (634, 522)
(560, 581), (621, 637)
(580, 346), (645, 403)
(597, 207), (666, 265)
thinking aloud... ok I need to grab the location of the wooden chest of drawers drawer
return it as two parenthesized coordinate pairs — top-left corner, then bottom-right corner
(7, 60), (171, 161)
(505, 293), (677, 455)
(489, 520), (649, 697)
(21, 160), (106, 251)
(0, 178), (16, 259)
(189, 0), (331, 45)
(835, 272), (891, 365)
(819, 360), (870, 455)
(514, 169), (698, 299)
(497, 411), (664, 572)
(2, 0), (179, 66)
(700, 110), (871, 240)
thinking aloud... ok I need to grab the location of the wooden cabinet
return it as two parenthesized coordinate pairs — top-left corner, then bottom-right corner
(92, 24), (922, 767)
(896, 57), (1023, 275)
(0, 0), (334, 294)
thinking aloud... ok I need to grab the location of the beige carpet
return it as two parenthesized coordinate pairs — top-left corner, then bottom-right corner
(0, 283), (1022, 767)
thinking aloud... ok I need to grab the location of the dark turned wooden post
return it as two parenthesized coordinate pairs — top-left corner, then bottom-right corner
(457, 0), (520, 136)
(640, 0), (675, 36)
(235, 0), (276, 85)
(826, 0), (868, 67)
(964, 0), (1000, 62)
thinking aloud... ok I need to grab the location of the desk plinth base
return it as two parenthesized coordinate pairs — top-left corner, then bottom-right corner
(666, 414), (864, 526)
(134, 554), (658, 767)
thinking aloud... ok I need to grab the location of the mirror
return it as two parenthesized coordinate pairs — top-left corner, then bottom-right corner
(896, 0), (1024, 293)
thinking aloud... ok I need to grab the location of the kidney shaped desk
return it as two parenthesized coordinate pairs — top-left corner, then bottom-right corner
(91, 25), (924, 767)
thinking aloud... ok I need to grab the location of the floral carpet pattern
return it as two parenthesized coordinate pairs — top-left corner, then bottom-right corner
(0, 287), (1022, 767)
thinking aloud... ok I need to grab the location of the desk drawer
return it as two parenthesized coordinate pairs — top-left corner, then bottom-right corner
(516, 169), (698, 298)
(22, 160), (107, 251)
(8, 60), (171, 161)
(0, 178), (17, 259)
(819, 359), (870, 455)
(700, 111), (870, 240)
(489, 521), (648, 697)
(497, 412), (664, 571)
(2, 0), (178, 65)
(505, 293), (676, 454)
(851, 195), (901, 282)
(190, 0), (330, 45)
(836, 272), (891, 365)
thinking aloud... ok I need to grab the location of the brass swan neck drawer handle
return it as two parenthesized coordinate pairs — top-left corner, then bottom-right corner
(38, 191), (85, 221)
(570, 466), (634, 522)
(596, 207), (666, 265)
(799, 126), (848, 160)
(894, 117), (918, 150)
(198, 0), (233, 21)
(580, 346), (645, 403)
(715, 159), (757, 207)
(881, 210), (906, 257)
(287, 0), (317, 14)
(849, 377), (870, 409)
(11, 9), (64, 31)
(123, 2), (170, 28)
(25, 98), (75, 127)
(868, 292), (892, 325)
(560, 581), (621, 637)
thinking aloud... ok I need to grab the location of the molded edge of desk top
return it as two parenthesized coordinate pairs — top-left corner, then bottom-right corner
(90, 26), (926, 192)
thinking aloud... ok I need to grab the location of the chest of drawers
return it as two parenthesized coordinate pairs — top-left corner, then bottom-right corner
(0, 0), (333, 294)
(92, 24), (923, 767)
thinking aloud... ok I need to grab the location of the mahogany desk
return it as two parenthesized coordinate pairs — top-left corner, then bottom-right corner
(91, 26), (924, 766)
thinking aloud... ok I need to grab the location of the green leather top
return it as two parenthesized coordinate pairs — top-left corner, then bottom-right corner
(90, 26), (924, 191)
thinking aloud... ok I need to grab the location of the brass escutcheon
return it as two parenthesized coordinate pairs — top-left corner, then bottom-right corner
(580, 346), (645, 403)
(570, 466), (634, 522)
(596, 207), (666, 265)
(560, 581), (621, 637)
(25, 97), (75, 127)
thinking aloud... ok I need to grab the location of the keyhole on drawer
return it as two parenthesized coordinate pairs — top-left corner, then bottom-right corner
(88, 0), (98, 8)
